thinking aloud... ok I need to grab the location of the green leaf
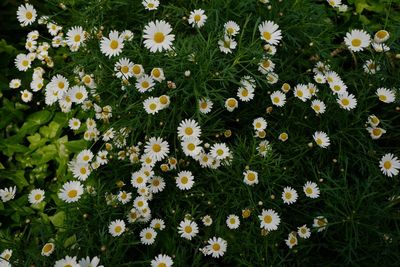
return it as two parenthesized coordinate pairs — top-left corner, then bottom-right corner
(31, 144), (58, 164)
(64, 234), (77, 248)
(49, 211), (66, 228)
(64, 140), (89, 153)
(39, 121), (62, 139)
(18, 110), (53, 137)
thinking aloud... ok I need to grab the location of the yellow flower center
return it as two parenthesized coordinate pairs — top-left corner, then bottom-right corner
(34, 194), (42, 201)
(132, 65), (141, 74)
(263, 31), (271, 40)
(384, 161), (392, 170)
(216, 149), (224, 156)
(212, 243), (220, 251)
(158, 263), (166, 267)
(351, 38), (361, 47)
(181, 176), (188, 184)
(68, 189), (77, 198)
(42, 243), (53, 253)
(152, 179), (160, 186)
(22, 60), (29, 67)
(247, 172), (256, 181)
(184, 225), (192, 233)
(290, 237), (296, 244)
(372, 128), (381, 136)
(333, 85), (341, 91)
(152, 144), (161, 152)
(313, 105), (320, 111)
(305, 187), (313, 194)
(285, 192), (292, 199)
(379, 95), (387, 102)
(159, 95), (168, 104)
(262, 60), (270, 68)
(74, 34), (81, 42)
(80, 167), (87, 174)
(121, 66), (129, 73)
(58, 81), (65, 89)
(200, 102), (208, 109)
(227, 28), (234, 35)
(145, 232), (153, 239)
(149, 103), (157, 110)
(229, 218), (236, 224)
(264, 215), (272, 223)
(110, 40), (119, 50)
(26, 11), (33, 20)
(142, 81), (150, 88)
(194, 14), (201, 22)
(296, 90), (303, 97)
(273, 97), (280, 103)
(154, 32), (165, 43)
(115, 226), (122, 233)
(376, 30), (387, 39)
(152, 68), (161, 77)
(76, 92), (83, 100)
(187, 143), (196, 151)
(137, 176), (144, 184)
(241, 89), (249, 97)
(83, 75), (91, 84)
(341, 98), (349, 106)
(185, 127), (193, 135)
(227, 99), (236, 107)
(316, 138), (323, 145)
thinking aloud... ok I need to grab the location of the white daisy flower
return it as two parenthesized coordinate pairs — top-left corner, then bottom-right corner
(140, 227), (157, 245)
(258, 209), (280, 231)
(66, 26), (86, 50)
(58, 181), (84, 203)
(226, 214), (240, 229)
(131, 171), (148, 189)
(270, 90), (286, 107)
(282, 187), (298, 205)
(202, 215), (213, 226)
(0, 186), (17, 202)
(9, 79), (21, 89)
(313, 131), (330, 148)
(253, 118), (267, 131)
(379, 153), (400, 177)
(100, 30), (124, 58)
(367, 114), (380, 127)
(243, 169), (259, 186)
(278, 132), (289, 142)
(224, 20), (240, 36)
(178, 219), (199, 240)
(199, 98), (213, 114)
(363, 59), (380, 74)
(151, 254), (173, 267)
(78, 256), (103, 267)
(69, 85), (88, 104)
(142, 0), (159, 11)
(376, 87), (395, 103)
(108, 219), (126, 237)
(314, 73), (326, 84)
(150, 67), (165, 82)
(144, 137), (170, 162)
(30, 78), (44, 92)
(258, 20), (282, 45)
(311, 99), (326, 114)
(181, 137), (202, 157)
(225, 97), (238, 112)
(205, 237), (227, 258)
(344, 29), (371, 52)
(329, 80), (347, 95)
(293, 84), (311, 102)
(131, 64), (145, 78)
(210, 143), (231, 160)
(28, 189), (45, 204)
(337, 92), (357, 110)
(374, 30), (390, 43)
(188, 9), (207, 28)
(136, 74), (155, 93)
(115, 58), (133, 79)
(237, 86), (255, 102)
(14, 54), (31, 72)
(366, 127), (386, 140)
(258, 58), (275, 74)
(218, 36), (237, 54)
(143, 20), (175, 53)
(176, 171), (195, 190)
(327, 0), (342, 8)
(303, 181), (320, 198)
(150, 218), (166, 230)
(285, 233), (298, 249)
(117, 191), (132, 204)
(20, 90), (33, 103)
(121, 30), (134, 41)
(133, 196), (149, 211)
(17, 4), (37, 26)
(297, 225), (311, 239)
(143, 97), (161, 115)
(177, 119), (201, 140)
(325, 70), (341, 84)
(41, 243), (55, 256)
(148, 176), (166, 193)
(54, 256), (79, 267)
(313, 216), (328, 232)
(371, 42), (390, 52)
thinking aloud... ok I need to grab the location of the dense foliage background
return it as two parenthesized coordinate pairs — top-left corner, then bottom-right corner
(1, 0), (400, 266)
